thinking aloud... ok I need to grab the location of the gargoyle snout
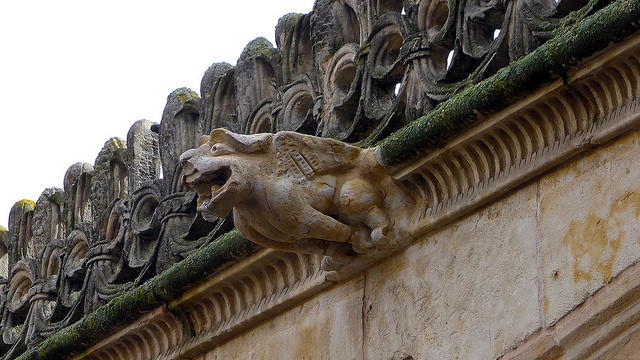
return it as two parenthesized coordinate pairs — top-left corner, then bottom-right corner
(180, 148), (197, 164)
(180, 149), (198, 186)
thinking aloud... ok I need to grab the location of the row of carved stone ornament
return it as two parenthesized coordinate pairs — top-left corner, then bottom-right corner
(202, 0), (596, 144)
(390, 33), (640, 239)
(80, 249), (326, 359)
(0, 110), (217, 358)
(81, 308), (184, 360)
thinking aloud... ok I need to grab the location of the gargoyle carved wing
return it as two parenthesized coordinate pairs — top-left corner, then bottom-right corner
(273, 131), (362, 182)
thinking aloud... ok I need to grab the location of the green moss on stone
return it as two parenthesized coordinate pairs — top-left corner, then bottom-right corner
(105, 137), (125, 151)
(278, 13), (303, 30)
(377, 0), (640, 166)
(151, 229), (259, 301)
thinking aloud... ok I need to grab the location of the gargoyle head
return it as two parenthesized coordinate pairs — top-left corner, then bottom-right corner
(180, 128), (272, 217)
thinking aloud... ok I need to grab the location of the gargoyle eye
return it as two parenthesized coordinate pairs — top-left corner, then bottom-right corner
(210, 143), (232, 155)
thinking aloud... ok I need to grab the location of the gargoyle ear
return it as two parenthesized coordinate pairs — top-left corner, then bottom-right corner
(198, 135), (210, 146)
(209, 128), (271, 153)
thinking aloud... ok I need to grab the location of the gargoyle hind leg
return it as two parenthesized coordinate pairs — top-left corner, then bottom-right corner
(338, 179), (398, 252)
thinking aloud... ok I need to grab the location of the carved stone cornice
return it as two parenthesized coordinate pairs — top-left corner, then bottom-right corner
(390, 32), (640, 239)
(78, 249), (327, 359)
(80, 307), (184, 360)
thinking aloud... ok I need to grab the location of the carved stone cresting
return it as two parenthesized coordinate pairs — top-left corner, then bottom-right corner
(181, 128), (415, 270)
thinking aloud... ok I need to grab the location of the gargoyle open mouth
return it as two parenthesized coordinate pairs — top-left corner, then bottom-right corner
(183, 166), (232, 215)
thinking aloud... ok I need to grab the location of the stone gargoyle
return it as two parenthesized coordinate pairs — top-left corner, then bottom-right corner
(180, 128), (414, 270)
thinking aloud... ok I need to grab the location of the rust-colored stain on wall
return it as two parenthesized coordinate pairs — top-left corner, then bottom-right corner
(562, 189), (640, 284)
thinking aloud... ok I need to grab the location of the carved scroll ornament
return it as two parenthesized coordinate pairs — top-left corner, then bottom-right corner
(181, 128), (415, 270)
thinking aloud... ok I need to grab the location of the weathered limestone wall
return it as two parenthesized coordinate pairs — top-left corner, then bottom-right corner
(540, 127), (640, 327)
(365, 182), (539, 360)
(201, 127), (640, 359)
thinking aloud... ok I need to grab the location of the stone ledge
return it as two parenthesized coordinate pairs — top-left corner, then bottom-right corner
(393, 32), (640, 240)
(77, 249), (329, 359)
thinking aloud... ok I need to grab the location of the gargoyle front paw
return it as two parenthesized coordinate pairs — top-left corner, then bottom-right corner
(350, 226), (375, 254)
(372, 227), (398, 250)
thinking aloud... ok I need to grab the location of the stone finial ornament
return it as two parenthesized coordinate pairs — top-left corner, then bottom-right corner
(181, 128), (415, 270)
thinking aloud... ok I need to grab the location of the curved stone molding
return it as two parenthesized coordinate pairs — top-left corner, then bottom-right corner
(235, 38), (279, 135)
(7, 201), (35, 273)
(57, 227), (90, 314)
(91, 139), (128, 234)
(1, 259), (37, 357)
(390, 34), (640, 239)
(200, 63), (237, 134)
(159, 88), (202, 195)
(277, 78), (318, 135)
(0, 228), (7, 278)
(126, 120), (161, 193)
(63, 162), (93, 230)
(246, 98), (276, 134)
(127, 184), (162, 270)
(84, 308), (185, 360)
(79, 249), (327, 359)
(275, 13), (314, 85)
(320, 43), (360, 140)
